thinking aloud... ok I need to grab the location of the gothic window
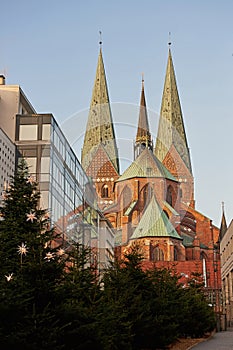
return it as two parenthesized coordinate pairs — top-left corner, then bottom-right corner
(200, 251), (208, 261)
(101, 184), (109, 198)
(122, 185), (132, 214)
(166, 185), (173, 207)
(151, 246), (164, 261)
(174, 246), (178, 261)
(142, 184), (153, 210)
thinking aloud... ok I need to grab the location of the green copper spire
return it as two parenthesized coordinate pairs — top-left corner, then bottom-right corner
(134, 76), (153, 159)
(81, 48), (119, 174)
(155, 49), (192, 174)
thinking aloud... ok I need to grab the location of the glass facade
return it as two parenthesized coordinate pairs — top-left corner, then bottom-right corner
(15, 114), (114, 261)
(0, 128), (15, 194)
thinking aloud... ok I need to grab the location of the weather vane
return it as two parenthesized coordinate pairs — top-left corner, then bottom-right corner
(168, 31), (172, 46)
(99, 30), (102, 46)
(222, 201), (225, 212)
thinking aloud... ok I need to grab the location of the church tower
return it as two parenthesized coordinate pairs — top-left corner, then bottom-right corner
(81, 45), (119, 209)
(154, 47), (194, 208)
(134, 77), (153, 159)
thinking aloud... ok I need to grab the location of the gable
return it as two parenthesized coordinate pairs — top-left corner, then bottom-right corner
(86, 144), (119, 179)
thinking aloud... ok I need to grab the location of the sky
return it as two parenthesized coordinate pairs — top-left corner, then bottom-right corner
(1, 0), (233, 226)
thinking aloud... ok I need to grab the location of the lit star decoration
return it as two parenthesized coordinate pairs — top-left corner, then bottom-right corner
(26, 212), (37, 222)
(5, 273), (13, 282)
(57, 248), (65, 257)
(26, 175), (35, 184)
(44, 252), (55, 261)
(17, 243), (28, 256)
(1, 192), (7, 200)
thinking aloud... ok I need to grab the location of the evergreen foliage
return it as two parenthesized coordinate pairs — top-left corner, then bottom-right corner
(0, 159), (66, 349)
(0, 160), (216, 349)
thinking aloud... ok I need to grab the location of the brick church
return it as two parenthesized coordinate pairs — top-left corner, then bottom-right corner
(81, 43), (223, 294)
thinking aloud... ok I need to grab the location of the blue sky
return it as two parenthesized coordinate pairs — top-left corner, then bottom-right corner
(1, 0), (233, 226)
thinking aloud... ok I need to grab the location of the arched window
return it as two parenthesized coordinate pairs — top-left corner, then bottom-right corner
(101, 184), (109, 198)
(166, 185), (173, 207)
(142, 184), (153, 210)
(174, 246), (178, 261)
(122, 185), (132, 214)
(200, 251), (208, 261)
(151, 246), (164, 261)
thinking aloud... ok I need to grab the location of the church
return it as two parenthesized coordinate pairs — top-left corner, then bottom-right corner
(81, 43), (222, 295)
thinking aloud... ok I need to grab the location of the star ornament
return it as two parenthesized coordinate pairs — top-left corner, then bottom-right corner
(17, 243), (28, 255)
(1, 192), (7, 200)
(26, 212), (37, 223)
(44, 252), (55, 261)
(5, 273), (13, 282)
(57, 248), (65, 257)
(27, 176), (35, 185)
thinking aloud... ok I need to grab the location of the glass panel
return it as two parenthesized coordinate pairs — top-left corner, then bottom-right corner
(42, 124), (51, 140)
(40, 157), (50, 181)
(40, 191), (49, 209)
(25, 157), (37, 173)
(19, 125), (38, 140)
(41, 157), (50, 173)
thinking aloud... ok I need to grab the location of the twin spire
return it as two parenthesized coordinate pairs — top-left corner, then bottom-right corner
(81, 47), (119, 174)
(155, 48), (192, 174)
(82, 43), (192, 182)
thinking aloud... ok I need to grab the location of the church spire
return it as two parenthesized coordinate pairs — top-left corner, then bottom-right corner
(134, 75), (153, 159)
(81, 46), (119, 174)
(154, 48), (192, 174)
(219, 202), (227, 241)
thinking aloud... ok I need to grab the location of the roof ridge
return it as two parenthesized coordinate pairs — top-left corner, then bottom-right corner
(130, 195), (181, 240)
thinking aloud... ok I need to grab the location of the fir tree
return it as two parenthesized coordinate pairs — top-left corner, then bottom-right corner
(0, 159), (66, 349)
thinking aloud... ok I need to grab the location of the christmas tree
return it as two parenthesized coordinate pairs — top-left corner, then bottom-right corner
(0, 159), (66, 348)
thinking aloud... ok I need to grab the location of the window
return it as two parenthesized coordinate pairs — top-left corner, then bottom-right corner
(166, 185), (173, 207)
(101, 184), (109, 198)
(25, 157), (37, 173)
(40, 191), (49, 208)
(143, 184), (153, 209)
(19, 125), (38, 140)
(151, 246), (164, 261)
(122, 186), (132, 213)
(40, 157), (50, 181)
(42, 124), (51, 140)
(174, 247), (178, 261)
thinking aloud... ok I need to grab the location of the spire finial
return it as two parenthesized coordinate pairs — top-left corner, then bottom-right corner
(168, 31), (172, 47)
(142, 72), (144, 88)
(222, 201), (225, 213)
(99, 30), (102, 47)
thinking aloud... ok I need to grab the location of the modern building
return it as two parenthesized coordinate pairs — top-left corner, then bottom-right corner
(0, 74), (34, 194)
(0, 127), (15, 194)
(0, 76), (115, 269)
(0, 75), (36, 142)
(81, 44), (222, 302)
(14, 113), (115, 262)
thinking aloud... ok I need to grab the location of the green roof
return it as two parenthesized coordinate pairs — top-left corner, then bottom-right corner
(163, 201), (179, 216)
(124, 200), (137, 216)
(117, 148), (176, 182)
(130, 195), (181, 240)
